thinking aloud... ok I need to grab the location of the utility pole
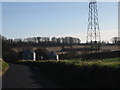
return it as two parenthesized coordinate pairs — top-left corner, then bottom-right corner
(86, 0), (101, 52)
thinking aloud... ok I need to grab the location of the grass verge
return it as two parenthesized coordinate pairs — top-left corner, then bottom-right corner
(0, 59), (9, 76)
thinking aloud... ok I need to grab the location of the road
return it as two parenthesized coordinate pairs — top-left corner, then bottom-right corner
(2, 63), (61, 88)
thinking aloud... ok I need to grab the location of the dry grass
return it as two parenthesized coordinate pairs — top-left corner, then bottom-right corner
(101, 45), (119, 51)
(12, 44), (119, 53)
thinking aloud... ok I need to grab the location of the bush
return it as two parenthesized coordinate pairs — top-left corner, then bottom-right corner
(19, 60), (120, 88)
(2, 40), (20, 62)
(35, 48), (48, 60)
(82, 51), (120, 60)
(2, 49), (20, 62)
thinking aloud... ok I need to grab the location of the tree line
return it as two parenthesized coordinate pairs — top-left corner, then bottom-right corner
(1, 35), (120, 62)
(1, 35), (81, 62)
(1, 35), (120, 46)
(3, 36), (81, 47)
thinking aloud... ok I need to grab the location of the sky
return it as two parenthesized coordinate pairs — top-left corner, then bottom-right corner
(118, 2), (120, 37)
(1, 0), (119, 2)
(2, 1), (118, 43)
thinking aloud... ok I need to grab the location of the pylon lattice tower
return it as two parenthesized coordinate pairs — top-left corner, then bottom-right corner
(87, 0), (101, 51)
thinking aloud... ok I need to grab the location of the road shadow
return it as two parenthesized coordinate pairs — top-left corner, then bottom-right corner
(27, 65), (61, 88)
(2, 62), (61, 89)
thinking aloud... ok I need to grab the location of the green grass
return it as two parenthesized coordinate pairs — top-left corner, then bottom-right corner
(0, 59), (9, 76)
(18, 58), (120, 88)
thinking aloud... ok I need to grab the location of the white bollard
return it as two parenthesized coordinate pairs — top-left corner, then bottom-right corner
(56, 55), (59, 61)
(33, 52), (36, 61)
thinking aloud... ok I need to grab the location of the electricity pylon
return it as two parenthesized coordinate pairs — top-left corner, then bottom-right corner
(86, 0), (101, 52)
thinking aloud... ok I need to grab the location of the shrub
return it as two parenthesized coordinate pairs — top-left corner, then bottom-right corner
(35, 48), (48, 60)
(18, 60), (120, 88)
(2, 40), (20, 62)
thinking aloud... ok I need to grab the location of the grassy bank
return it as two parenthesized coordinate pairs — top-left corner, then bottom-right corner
(18, 58), (120, 88)
(0, 59), (9, 76)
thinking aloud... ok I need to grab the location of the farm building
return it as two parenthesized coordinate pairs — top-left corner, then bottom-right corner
(47, 51), (59, 60)
(22, 49), (36, 61)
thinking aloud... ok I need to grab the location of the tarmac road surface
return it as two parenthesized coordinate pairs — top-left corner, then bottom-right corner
(2, 63), (61, 88)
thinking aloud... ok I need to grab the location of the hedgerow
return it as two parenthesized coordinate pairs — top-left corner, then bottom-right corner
(18, 58), (120, 88)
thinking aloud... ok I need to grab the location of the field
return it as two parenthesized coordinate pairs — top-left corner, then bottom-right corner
(18, 58), (120, 88)
(13, 44), (119, 53)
